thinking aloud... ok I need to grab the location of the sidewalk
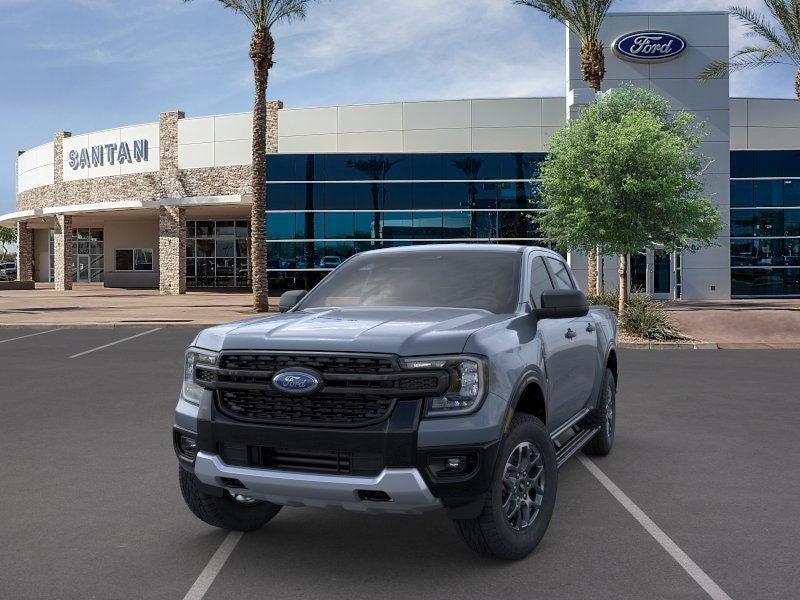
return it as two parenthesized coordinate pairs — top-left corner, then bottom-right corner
(0, 284), (276, 327)
(664, 299), (800, 349)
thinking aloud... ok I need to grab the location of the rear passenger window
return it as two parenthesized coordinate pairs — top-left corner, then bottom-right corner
(545, 257), (574, 290)
(531, 256), (554, 308)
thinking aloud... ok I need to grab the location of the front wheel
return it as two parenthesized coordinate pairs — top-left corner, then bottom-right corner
(583, 367), (616, 456)
(179, 468), (282, 532)
(453, 414), (557, 560)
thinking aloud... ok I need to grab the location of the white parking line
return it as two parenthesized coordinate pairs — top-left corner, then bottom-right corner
(68, 328), (162, 359)
(0, 329), (63, 344)
(578, 455), (733, 600)
(183, 531), (243, 600)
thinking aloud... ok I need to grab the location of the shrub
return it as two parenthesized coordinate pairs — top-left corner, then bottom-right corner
(618, 293), (685, 341)
(587, 289), (620, 315)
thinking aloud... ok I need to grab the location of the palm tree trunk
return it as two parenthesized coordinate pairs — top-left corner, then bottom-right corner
(618, 254), (628, 316)
(580, 40), (605, 93)
(249, 29), (274, 312)
(796, 67), (800, 101)
(580, 39), (603, 293)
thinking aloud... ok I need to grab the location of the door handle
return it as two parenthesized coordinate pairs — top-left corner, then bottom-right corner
(586, 322), (596, 333)
(565, 328), (577, 340)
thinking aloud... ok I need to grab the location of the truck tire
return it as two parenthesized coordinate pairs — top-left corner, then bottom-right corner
(179, 468), (282, 532)
(583, 368), (616, 456)
(453, 414), (557, 560)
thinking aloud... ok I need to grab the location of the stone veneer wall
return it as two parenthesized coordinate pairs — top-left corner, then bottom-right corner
(158, 206), (186, 294)
(53, 214), (73, 291)
(15, 102), (282, 293)
(16, 222), (33, 281)
(16, 102), (283, 211)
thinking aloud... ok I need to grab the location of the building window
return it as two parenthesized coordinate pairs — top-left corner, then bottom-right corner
(731, 150), (800, 297)
(115, 248), (153, 271)
(186, 220), (251, 288)
(263, 153), (548, 294)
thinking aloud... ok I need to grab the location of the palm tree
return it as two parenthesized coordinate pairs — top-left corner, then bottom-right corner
(699, 3), (800, 101)
(515, 0), (615, 293)
(185, 0), (313, 311)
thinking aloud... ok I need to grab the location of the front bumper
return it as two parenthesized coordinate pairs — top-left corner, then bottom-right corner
(194, 451), (441, 514)
(176, 390), (504, 516)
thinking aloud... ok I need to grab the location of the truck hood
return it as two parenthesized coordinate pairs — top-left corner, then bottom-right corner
(193, 307), (508, 356)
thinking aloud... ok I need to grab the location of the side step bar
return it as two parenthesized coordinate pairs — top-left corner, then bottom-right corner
(555, 426), (600, 468)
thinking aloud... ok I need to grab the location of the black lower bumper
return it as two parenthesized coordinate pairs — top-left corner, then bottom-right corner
(178, 397), (501, 515)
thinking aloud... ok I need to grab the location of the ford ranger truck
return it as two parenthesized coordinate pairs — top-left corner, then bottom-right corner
(174, 244), (617, 560)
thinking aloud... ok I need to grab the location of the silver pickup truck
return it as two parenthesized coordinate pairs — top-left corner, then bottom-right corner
(174, 244), (617, 560)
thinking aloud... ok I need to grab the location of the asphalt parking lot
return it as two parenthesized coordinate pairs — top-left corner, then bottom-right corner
(1, 327), (798, 600)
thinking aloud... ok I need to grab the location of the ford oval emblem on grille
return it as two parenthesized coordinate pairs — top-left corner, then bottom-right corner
(272, 369), (322, 395)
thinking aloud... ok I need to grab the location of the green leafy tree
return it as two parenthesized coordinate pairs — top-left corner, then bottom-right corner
(515, 0), (616, 291)
(699, 2), (800, 100)
(184, 0), (315, 311)
(0, 226), (15, 263)
(537, 85), (722, 314)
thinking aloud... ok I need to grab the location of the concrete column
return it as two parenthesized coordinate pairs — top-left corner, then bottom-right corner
(159, 205), (186, 295)
(16, 221), (33, 282)
(53, 214), (73, 291)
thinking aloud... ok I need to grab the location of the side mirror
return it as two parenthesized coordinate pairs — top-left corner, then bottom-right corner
(535, 289), (589, 319)
(279, 290), (308, 313)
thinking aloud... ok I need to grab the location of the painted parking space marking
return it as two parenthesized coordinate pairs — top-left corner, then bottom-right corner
(578, 455), (733, 600)
(182, 531), (243, 600)
(0, 329), (63, 345)
(68, 328), (162, 359)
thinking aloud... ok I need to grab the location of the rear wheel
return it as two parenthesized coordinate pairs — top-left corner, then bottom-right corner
(583, 368), (616, 456)
(453, 414), (557, 560)
(179, 468), (282, 532)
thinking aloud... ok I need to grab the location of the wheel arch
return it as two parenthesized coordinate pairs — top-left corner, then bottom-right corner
(606, 347), (618, 386)
(505, 373), (547, 432)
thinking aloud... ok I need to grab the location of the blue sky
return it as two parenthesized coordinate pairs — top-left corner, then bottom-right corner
(1, 0), (796, 215)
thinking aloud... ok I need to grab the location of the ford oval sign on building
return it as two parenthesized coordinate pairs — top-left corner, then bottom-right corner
(272, 369), (322, 395)
(613, 31), (687, 62)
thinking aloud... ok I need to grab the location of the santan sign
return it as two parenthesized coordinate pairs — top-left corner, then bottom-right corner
(613, 31), (687, 62)
(68, 139), (149, 170)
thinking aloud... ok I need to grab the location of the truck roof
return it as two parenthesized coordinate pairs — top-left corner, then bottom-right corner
(357, 243), (548, 256)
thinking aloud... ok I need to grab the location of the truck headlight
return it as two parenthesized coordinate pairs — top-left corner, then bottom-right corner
(400, 355), (488, 417)
(182, 348), (218, 405)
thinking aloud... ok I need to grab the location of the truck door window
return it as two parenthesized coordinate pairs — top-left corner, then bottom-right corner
(545, 257), (575, 290)
(531, 256), (554, 308)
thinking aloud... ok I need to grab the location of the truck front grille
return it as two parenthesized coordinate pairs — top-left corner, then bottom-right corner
(218, 389), (395, 427)
(218, 442), (384, 476)
(219, 353), (396, 374)
(203, 352), (449, 427)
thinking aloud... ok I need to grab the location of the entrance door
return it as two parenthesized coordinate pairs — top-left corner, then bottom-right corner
(630, 252), (647, 293)
(77, 256), (90, 282)
(652, 249), (672, 299)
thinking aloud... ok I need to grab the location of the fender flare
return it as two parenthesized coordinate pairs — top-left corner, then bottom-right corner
(502, 369), (548, 433)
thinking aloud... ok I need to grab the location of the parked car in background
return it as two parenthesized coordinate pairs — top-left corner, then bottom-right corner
(0, 262), (15, 280)
(319, 255), (342, 269)
(174, 245), (617, 560)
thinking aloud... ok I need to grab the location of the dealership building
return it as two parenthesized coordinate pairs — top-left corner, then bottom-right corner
(4, 10), (800, 299)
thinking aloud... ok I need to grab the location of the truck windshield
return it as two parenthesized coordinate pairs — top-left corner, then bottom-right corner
(298, 250), (521, 314)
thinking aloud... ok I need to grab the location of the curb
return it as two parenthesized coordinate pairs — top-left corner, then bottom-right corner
(619, 341), (719, 350)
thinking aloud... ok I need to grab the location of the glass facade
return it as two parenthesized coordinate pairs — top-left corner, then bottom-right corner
(186, 220), (251, 288)
(265, 153), (546, 291)
(731, 151), (800, 297)
(47, 228), (105, 283)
